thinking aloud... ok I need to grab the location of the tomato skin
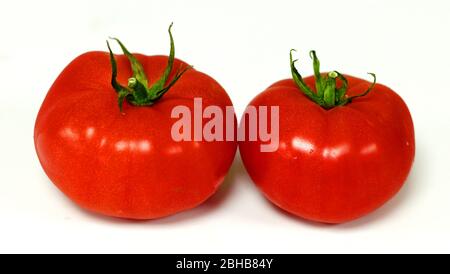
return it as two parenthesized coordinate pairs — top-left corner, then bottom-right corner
(239, 75), (415, 224)
(34, 51), (237, 219)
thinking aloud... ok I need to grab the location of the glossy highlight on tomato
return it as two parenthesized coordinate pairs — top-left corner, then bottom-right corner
(239, 51), (415, 224)
(34, 26), (237, 219)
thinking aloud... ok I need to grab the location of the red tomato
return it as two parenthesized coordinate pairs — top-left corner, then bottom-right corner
(239, 51), (415, 224)
(34, 25), (237, 219)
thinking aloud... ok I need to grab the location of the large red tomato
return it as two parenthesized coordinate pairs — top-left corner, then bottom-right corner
(239, 50), (415, 224)
(34, 25), (237, 219)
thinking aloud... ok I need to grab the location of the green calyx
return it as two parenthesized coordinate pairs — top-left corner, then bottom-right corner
(290, 50), (376, 109)
(106, 23), (192, 111)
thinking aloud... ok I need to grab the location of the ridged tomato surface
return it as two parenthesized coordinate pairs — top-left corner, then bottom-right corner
(35, 52), (237, 219)
(240, 75), (414, 223)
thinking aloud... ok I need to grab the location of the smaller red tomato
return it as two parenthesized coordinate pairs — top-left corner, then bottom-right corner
(239, 50), (415, 223)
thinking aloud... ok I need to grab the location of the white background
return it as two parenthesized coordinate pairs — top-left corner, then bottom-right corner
(0, 0), (449, 253)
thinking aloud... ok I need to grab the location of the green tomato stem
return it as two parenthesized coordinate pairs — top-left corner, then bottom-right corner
(290, 50), (377, 109)
(106, 23), (192, 112)
(323, 71), (337, 108)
